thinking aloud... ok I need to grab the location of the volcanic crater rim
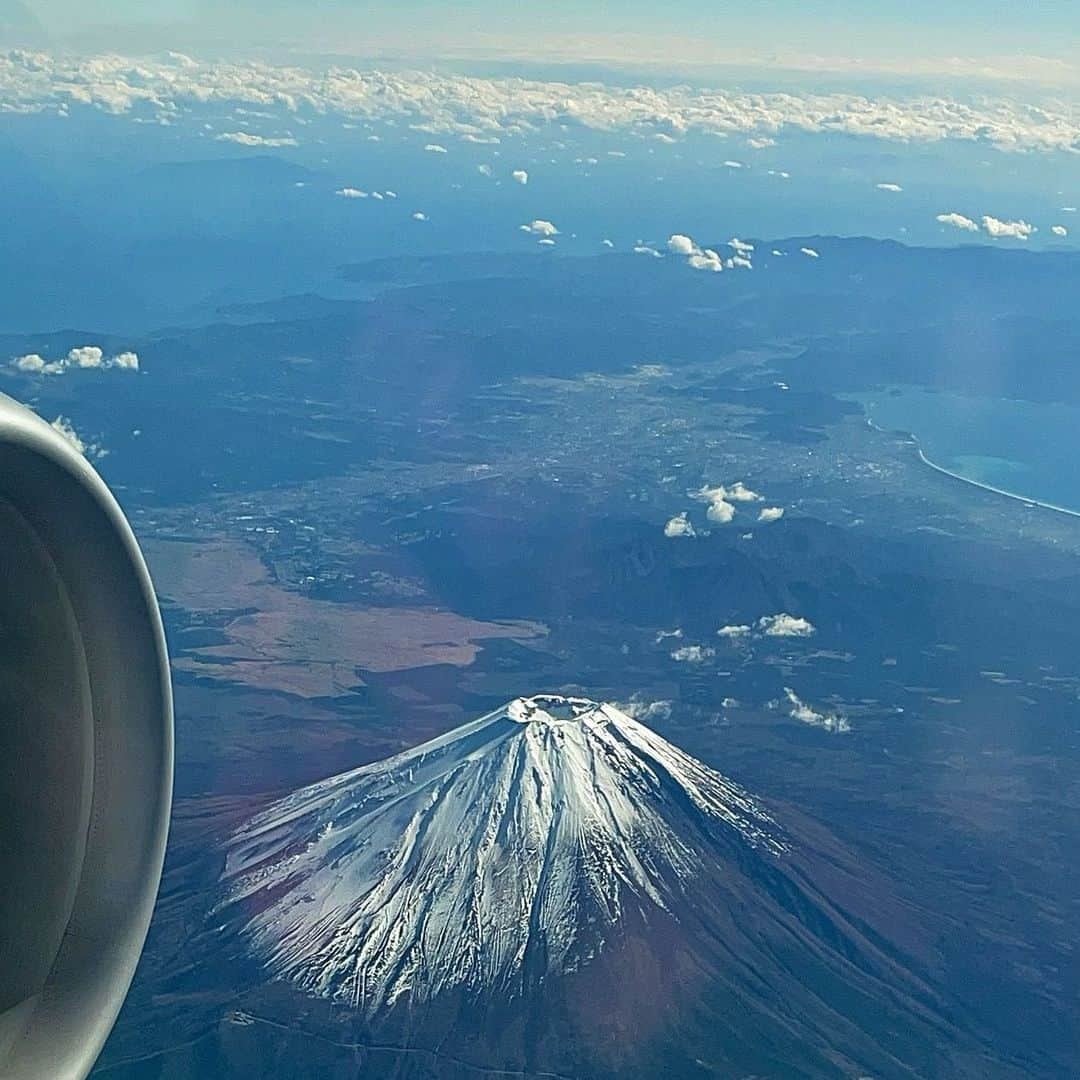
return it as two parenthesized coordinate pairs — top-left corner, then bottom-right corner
(507, 694), (604, 726)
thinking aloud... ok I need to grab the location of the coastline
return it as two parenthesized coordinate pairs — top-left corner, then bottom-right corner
(866, 418), (1080, 520)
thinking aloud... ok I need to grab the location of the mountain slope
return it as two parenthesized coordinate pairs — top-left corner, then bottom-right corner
(216, 696), (978, 1078)
(219, 696), (787, 1012)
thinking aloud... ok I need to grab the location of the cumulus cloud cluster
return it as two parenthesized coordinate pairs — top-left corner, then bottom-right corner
(982, 215), (1034, 239)
(12, 345), (139, 376)
(666, 233), (756, 273)
(783, 688), (850, 733)
(667, 479), (785, 538)
(937, 211), (1037, 239)
(3, 51), (1080, 154)
(694, 480), (763, 523)
(759, 613), (816, 637)
(716, 614), (815, 643)
(671, 644), (715, 663)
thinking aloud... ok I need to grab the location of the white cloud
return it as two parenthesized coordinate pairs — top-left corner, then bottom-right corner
(50, 415), (85, 454)
(706, 498), (735, 523)
(424, 143), (448, 153)
(800, 246), (820, 258)
(693, 481), (763, 525)
(668, 233), (735, 273)
(728, 237), (754, 253)
(690, 249), (725, 272)
(601, 238), (614, 248)
(8, 52), (1080, 156)
(876, 182), (903, 192)
(759, 613), (816, 637)
(936, 211), (979, 232)
(215, 131), (297, 147)
(783, 688), (850, 733)
(671, 644), (714, 663)
(655, 628), (683, 642)
(1052, 224), (1069, 236)
(664, 512), (696, 538)
(699, 481), (761, 506)
(110, 351), (140, 371)
(747, 136), (775, 149)
(13, 344), (137, 375)
(68, 345), (103, 368)
(982, 215), (1034, 239)
(758, 506), (784, 523)
(1063, 207), (1078, 213)
(717, 624), (751, 638)
(722, 159), (744, 168)
(667, 234), (696, 255)
(633, 244), (663, 258)
(520, 219), (559, 236)
(336, 187), (367, 198)
(476, 163), (492, 176)
(412, 211), (428, 221)
(512, 169), (528, 185)
(537, 237), (556, 246)
(618, 697), (673, 723)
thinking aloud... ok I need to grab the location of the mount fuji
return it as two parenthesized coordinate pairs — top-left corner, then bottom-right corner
(216, 696), (962, 1078)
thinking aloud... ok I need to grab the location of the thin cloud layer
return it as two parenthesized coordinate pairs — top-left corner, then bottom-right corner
(783, 688), (850, 733)
(215, 131), (297, 147)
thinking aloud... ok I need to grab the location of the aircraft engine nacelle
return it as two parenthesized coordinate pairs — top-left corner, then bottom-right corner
(0, 394), (173, 1079)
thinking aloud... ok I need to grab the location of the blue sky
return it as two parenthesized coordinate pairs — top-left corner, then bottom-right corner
(22, 0), (1080, 82)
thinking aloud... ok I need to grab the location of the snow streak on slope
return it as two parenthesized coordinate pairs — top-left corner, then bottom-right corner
(219, 696), (786, 1013)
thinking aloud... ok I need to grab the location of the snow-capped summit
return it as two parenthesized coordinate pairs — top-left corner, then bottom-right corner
(218, 695), (786, 1013)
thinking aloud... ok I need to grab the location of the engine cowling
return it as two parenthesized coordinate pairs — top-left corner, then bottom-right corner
(0, 394), (173, 1079)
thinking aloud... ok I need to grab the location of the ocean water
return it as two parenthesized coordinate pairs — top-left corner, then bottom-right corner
(853, 388), (1080, 514)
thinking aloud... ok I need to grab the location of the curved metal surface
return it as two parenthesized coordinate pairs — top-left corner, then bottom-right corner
(0, 394), (173, 1080)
